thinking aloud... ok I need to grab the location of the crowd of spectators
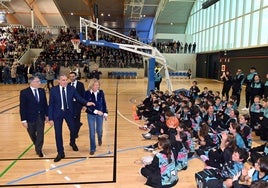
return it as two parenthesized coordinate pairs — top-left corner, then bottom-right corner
(0, 25), (197, 84)
(0, 26), (144, 84)
(36, 28), (144, 69)
(136, 80), (268, 187)
(153, 41), (197, 54)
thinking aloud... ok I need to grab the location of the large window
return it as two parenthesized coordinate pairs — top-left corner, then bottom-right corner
(237, 0), (244, 17)
(186, 0), (268, 52)
(235, 17), (242, 48)
(230, 0), (237, 19)
(264, 0), (268, 7)
(242, 15), (250, 46)
(251, 12), (259, 46)
(244, 0), (252, 14)
(260, 8), (268, 45)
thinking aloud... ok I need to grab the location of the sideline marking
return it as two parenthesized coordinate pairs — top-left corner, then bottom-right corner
(0, 126), (53, 178)
(5, 146), (146, 185)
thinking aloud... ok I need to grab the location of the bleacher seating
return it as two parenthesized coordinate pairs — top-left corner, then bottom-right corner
(108, 71), (137, 79)
(169, 71), (188, 79)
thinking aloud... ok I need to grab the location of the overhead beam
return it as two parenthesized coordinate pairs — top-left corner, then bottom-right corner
(82, 0), (96, 21)
(6, 14), (20, 24)
(24, 0), (49, 26)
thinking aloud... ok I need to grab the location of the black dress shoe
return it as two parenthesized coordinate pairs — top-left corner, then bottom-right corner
(90, 151), (95, 155)
(38, 152), (44, 157)
(69, 143), (79, 151)
(54, 153), (65, 162)
(98, 140), (102, 146)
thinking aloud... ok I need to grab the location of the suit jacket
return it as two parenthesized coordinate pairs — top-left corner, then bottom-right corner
(68, 81), (85, 116)
(48, 85), (88, 120)
(20, 87), (48, 123)
(85, 89), (108, 115)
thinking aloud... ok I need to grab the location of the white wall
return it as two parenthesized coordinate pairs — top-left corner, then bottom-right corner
(154, 33), (193, 43)
(162, 53), (196, 77)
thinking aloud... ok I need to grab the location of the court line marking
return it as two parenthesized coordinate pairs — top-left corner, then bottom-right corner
(0, 126), (53, 178)
(5, 146), (145, 185)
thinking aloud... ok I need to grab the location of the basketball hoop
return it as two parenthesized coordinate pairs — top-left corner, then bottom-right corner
(71, 39), (81, 53)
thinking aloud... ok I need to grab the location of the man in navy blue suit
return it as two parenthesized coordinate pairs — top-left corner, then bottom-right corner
(68, 71), (85, 138)
(48, 74), (94, 162)
(20, 76), (48, 157)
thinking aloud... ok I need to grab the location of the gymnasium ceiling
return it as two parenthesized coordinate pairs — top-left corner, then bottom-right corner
(1, 0), (195, 34)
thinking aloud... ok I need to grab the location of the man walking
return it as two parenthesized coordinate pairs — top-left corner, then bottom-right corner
(68, 71), (85, 138)
(20, 76), (48, 157)
(48, 74), (94, 162)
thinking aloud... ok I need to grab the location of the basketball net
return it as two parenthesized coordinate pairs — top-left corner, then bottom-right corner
(71, 39), (81, 53)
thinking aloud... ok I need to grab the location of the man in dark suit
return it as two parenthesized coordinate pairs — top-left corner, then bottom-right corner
(48, 74), (94, 162)
(20, 76), (48, 157)
(68, 71), (85, 138)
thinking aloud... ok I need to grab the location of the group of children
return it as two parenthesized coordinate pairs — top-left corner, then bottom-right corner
(135, 83), (268, 187)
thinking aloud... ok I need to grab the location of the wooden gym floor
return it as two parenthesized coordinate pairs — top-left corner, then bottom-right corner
(0, 77), (263, 188)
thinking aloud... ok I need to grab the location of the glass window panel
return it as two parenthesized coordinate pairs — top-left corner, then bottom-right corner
(253, 0), (261, 11)
(225, 0), (231, 21)
(229, 20), (235, 49)
(235, 17), (242, 48)
(245, 0), (252, 13)
(242, 15), (250, 47)
(205, 30), (209, 51)
(199, 12), (203, 31)
(219, 0), (224, 23)
(201, 31), (205, 51)
(260, 8), (268, 45)
(210, 6), (215, 27)
(209, 29), (213, 51)
(213, 26), (218, 50)
(251, 12), (259, 46)
(223, 23), (229, 49)
(264, 0), (268, 6)
(230, 0), (236, 19)
(237, 0), (244, 17)
(206, 8), (210, 28)
(218, 24), (223, 49)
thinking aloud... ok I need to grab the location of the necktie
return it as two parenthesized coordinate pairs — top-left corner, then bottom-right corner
(71, 82), (74, 87)
(34, 89), (39, 102)
(62, 87), (68, 110)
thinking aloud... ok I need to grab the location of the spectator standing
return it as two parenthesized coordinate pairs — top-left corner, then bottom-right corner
(184, 43), (188, 53)
(83, 64), (90, 82)
(2, 62), (11, 84)
(10, 62), (17, 84)
(192, 42), (196, 53)
(73, 63), (81, 80)
(188, 43), (192, 53)
(220, 70), (232, 101)
(154, 69), (162, 91)
(16, 63), (25, 84)
(243, 67), (257, 111)
(231, 69), (245, 107)
(45, 64), (55, 91)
